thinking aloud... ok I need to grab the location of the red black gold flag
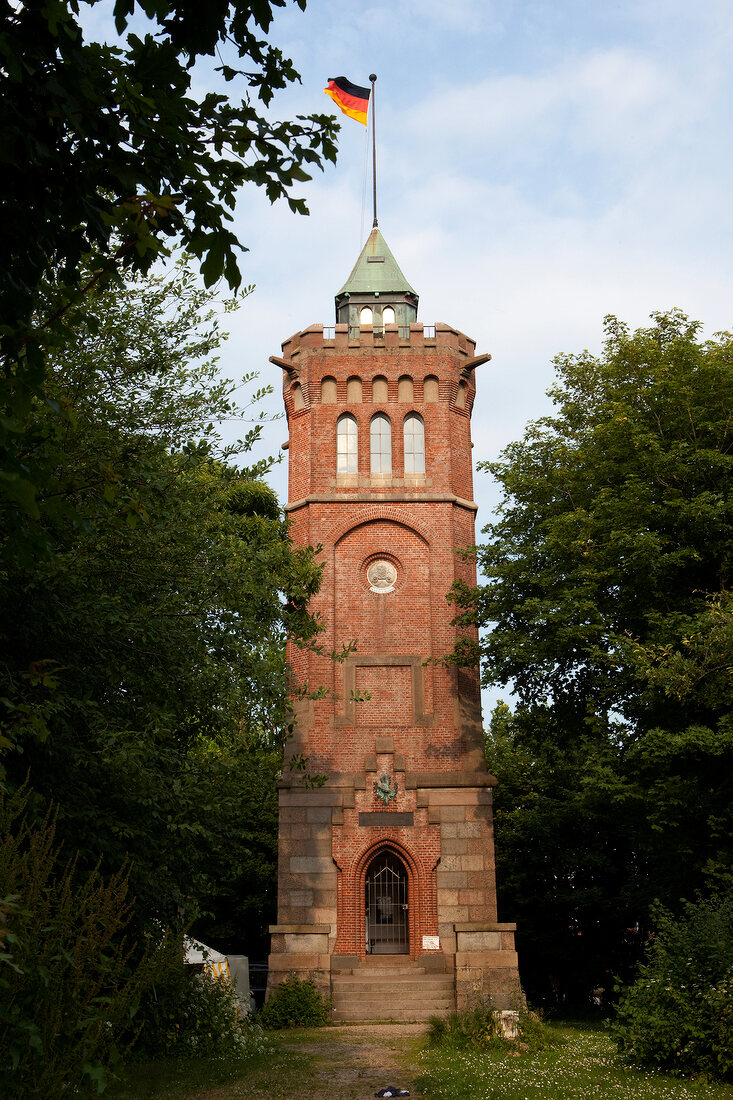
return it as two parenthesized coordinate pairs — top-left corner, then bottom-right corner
(324, 76), (371, 125)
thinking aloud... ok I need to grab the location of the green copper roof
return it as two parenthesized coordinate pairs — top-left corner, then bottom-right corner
(336, 227), (417, 298)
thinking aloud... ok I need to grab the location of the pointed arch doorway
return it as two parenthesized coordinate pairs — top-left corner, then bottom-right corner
(365, 850), (409, 955)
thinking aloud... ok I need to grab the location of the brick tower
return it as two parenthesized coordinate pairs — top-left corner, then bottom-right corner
(267, 228), (520, 1020)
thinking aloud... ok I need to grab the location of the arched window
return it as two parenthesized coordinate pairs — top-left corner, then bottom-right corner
(403, 413), (425, 475)
(337, 413), (358, 474)
(382, 306), (396, 325)
(370, 413), (392, 475)
(360, 306), (373, 326)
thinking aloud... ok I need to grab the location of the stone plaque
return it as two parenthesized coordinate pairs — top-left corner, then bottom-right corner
(367, 559), (397, 592)
(358, 812), (414, 827)
(422, 935), (440, 950)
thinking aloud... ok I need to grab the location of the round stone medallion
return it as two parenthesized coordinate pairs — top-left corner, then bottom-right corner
(367, 559), (397, 593)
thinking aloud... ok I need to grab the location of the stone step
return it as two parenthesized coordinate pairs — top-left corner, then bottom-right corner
(333, 979), (453, 993)
(334, 967), (427, 977)
(333, 990), (454, 1004)
(362, 955), (424, 967)
(334, 998), (453, 1012)
(331, 961), (456, 1022)
(332, 1006), (452, 1022)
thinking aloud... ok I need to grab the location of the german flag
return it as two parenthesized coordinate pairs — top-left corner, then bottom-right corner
(324, 76), (371, 126)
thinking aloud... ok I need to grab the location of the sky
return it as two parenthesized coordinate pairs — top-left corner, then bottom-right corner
(199, 0), (733, 522)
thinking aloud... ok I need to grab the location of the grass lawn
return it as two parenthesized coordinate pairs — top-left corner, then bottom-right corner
(108, 1037), (317, 1099)
(416, 1023), (733, 1100)
(109, 1022), (733, 1099)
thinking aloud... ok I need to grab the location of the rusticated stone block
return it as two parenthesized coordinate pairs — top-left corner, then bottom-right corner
(290, 856), (335, 874)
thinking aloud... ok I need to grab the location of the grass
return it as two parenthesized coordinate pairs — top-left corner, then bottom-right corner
(108, 1021), (733, 1099)
(416, 1022), (733, 1100)
(108, 1035), (318, 1099)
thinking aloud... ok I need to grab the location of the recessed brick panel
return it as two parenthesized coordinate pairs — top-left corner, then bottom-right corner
(356, 664), (412, 726)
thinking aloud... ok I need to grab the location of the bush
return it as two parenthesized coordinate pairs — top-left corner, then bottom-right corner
(428, 1004), (562, 1052)
(428, 1006), (499, 1050)
(130, 955), (263, 1059)
(612, 894), (733, 1080)
(258, 974), (330, 1029)
(0, 788), (158, 1098)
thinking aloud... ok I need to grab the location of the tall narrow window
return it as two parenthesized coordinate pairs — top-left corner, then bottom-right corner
(382, 306), (396, 325)
(370, 413), (392, 475)
(403, 413), (425, 475)
(337, 414), (358, 473)
(360, 306), (373, 326)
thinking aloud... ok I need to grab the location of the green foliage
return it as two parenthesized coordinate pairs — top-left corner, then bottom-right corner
(131, 962), (263, 1060)
(465, 309), (732, 724)
(258, 974), (331, 1029)
(612, 894), (733, 1080)
(428, 1005), (562, 1053)
(464, 311), (733, 1001)
(0, 260), (322, 944)
(0, 0), (339, 524)
(485, 702), (645, 1004)
(428, 1006), (500, 1050)
(0, 787), (162, 1098)
(515, 1010), (566, 1051)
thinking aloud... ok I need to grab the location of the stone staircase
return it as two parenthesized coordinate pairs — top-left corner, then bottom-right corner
(331, 957), (455, 1023)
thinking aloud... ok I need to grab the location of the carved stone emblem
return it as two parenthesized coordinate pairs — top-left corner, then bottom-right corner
(367, 559), (397, 592)
(373, 773), (399, 805)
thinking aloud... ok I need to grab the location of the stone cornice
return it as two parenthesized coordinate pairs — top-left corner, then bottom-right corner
(285, 492), (478, 513)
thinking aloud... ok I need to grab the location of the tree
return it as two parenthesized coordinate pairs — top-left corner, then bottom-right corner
(485, 702), (645, 1005)
(459, 311), (733, 1000)
(0, 259), (323, 938)
(0, 0), (338, 516)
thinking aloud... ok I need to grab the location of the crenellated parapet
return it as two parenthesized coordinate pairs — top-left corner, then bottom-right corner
(274, 323), (489, 426)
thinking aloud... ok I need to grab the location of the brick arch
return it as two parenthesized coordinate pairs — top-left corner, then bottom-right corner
(337, 837), (432, 960)
(328, 507), (431, 549)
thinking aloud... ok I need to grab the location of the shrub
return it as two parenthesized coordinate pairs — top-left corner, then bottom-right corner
(612, 893), (733, 1080)
(258, 974), (330, 1029)
(0, 788), (158, 1098)
(428, 1006), (499, 1050)
(130, 954), (263, 1059)
(428, 1004), (562, 1052)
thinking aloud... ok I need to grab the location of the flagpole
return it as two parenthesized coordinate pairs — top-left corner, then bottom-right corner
(370, 74), (378, 228)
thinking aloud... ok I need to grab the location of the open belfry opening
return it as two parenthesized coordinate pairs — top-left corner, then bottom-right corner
(267, 226), (521, 1021)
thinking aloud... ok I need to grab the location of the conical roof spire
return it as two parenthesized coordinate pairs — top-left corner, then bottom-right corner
(335, 227), (418, 331)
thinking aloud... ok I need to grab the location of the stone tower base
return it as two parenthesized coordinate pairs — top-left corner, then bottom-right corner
(267, 767), (521, 1019)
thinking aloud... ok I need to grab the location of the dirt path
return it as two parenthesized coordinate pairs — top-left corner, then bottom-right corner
(204, 1023), (428, 1100)
(282, 1023), (426, 1099)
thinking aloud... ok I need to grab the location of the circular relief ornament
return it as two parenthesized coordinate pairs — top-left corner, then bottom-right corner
(367, 559), (397, 593)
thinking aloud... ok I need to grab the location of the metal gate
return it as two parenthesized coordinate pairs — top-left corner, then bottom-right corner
(365, 851), (409, 954)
